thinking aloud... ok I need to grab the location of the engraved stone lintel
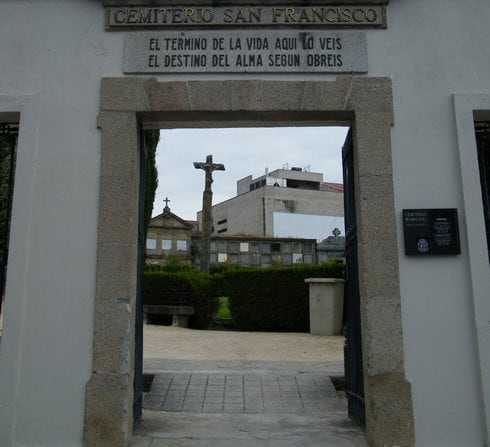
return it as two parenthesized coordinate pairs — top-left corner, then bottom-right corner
(123, 31), (368, 74)
(107, 5), (387, 29)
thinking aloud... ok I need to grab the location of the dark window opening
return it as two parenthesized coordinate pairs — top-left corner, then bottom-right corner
(475, 121), (490, 260)
(250, 179), (266, 191)
(217, 218), (227, 225)
(271, 242), (281, 252)
(217, 228), (227, 234)
(286, 179), (320, 190)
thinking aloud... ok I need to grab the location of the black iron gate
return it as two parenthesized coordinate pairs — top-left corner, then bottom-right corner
(0, 123), (18, 318)
(133, 124), (146, 427)
(342, 129), (365, 425)
(474, 121), (490, 261)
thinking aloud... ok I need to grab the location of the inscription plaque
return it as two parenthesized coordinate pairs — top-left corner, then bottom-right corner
(107, 5), (387, 29)
(403, 209), (461, 256)
(123, 31), (367, 73)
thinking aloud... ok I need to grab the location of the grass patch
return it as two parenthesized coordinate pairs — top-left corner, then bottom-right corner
(214, 297), (232, 320)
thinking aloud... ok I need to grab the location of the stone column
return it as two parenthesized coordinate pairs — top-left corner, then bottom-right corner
(83, 111), (140, 447)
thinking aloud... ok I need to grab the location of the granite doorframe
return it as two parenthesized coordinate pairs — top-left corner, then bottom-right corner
(83, 77), (415, 447)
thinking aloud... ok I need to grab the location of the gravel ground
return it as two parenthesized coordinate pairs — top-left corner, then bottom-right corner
(143, 324), (344, 362)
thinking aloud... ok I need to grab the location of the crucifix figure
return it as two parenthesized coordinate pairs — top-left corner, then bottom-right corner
(194, 155), (225, 273)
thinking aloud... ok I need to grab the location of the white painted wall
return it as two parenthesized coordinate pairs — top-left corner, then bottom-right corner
(199, 186), (344, 237)
(0, 1), (105, 446)
(367, 3), (490, 445)
(0, 1), (489, 446)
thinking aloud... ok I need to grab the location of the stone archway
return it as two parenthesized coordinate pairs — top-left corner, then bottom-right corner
(83, 77), (415, 447)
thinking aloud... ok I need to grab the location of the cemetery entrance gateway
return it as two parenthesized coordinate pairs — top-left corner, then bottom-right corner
(84, 78), (415, 447)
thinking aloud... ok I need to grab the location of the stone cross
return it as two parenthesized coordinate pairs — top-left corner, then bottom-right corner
(332, 227), (341, 244)
(163, 197), (171, 212)
(194, 155), (225, 274)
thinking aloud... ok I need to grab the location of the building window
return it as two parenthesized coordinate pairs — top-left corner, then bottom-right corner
(161, 239), (172, 250)
(217, 242), (227, 252)
(271, 254), (281, 264)
(271, 242), (281, 252)
(176, 240), (187, 251)
(146, 238), (157, 250)
(217, 218), (227, 225)
(250, 253), (260, 265)
(217, 228), (227, 233)
(228, 243), (239, 253)
(475, 121), (490, 259)
(218, 253), (228, 263)
(260, 243), (271, 254)
(240, 242), (249, 252)
(292, 253), (303, 263)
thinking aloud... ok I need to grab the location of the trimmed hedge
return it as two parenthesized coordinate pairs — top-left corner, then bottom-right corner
(222, 263), (343, 332)
(143, 271), (219, 329)
(145, 257), (197, 273)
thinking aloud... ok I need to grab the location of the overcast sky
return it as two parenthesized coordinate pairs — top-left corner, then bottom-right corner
(153, 126), (349, 236)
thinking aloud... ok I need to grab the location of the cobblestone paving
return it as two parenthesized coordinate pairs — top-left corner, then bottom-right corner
(143, 372), (344, 415)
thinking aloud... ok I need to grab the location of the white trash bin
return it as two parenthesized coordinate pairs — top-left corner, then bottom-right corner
(305, 278), (345, 336)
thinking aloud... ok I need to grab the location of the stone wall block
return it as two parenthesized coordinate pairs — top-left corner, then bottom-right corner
(92, 300), (134, 374)
(302, 78), (352, 111)
(95, 242), (138, 302)
(83, 373), (133, 447)
(357, 174), (397, 242)
(364, 373), (416, 447)
(354, 112), (394, 177)
(358, 240), (400, 299)
(346, 77), (394, 115)
(362, 295), (405, 375)
(260, 81), (305, 111)
(144, 80), (191, 112)
(230, 80), (262, 111)
(188, 81), (232, 111)
(99, 112), (139, 177)
(98, 174), (139, 243)
(101, 77), (149, 112)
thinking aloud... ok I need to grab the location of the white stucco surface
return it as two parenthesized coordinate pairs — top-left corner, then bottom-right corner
(0, 2), (105, 446)
(0, 0), (489, 446)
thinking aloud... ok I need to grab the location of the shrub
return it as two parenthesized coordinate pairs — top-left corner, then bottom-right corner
(145, 257), (197, 273)
(221, 263), (343, 332)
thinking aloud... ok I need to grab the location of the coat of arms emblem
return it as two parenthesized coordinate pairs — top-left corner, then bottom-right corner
(417, 238), (429, 253)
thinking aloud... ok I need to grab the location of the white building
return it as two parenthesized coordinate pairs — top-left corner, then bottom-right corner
(0, 2), (489, 447)
(198, 166), (344, 239)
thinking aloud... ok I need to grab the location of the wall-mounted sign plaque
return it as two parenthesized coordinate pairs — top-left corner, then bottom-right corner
(123, 31), (367, 74)
(403, 209), (461, 256)
(107, 5), (387, 29)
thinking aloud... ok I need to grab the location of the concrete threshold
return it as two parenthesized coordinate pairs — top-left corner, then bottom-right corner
(132, 410), (368, 446)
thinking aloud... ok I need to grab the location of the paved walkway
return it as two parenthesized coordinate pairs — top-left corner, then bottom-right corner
(144, 370), (341, 415)
(133, 359), (368, 447)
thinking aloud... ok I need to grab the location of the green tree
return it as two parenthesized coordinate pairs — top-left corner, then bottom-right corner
(143, 129), (159, 236)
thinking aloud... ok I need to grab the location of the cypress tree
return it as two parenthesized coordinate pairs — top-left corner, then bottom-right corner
(143, 129), (159, 237)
